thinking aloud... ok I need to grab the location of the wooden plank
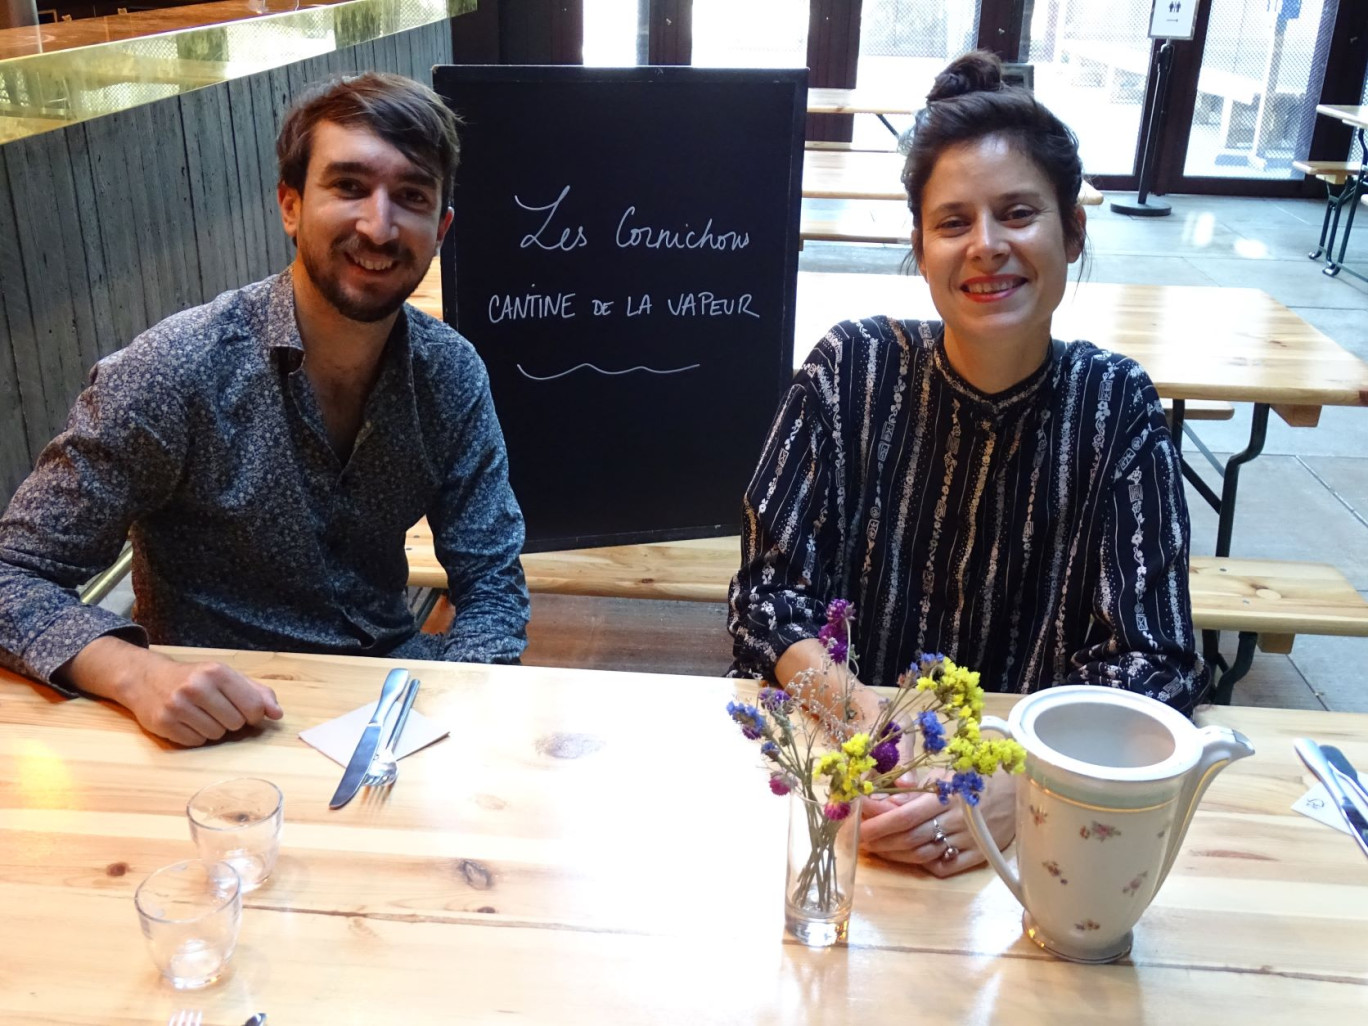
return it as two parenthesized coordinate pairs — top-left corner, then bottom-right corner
(119, 104), (171, 326)
(146, 97), (201, 315)
(1273, 403), (1322, 427)
(0, 153), (34, 498)
(181, 86), (238, 299)
(1188, 557), (1368, 638)
(227, 76), (269, 285)
(35, 127), (99, 389)
(3, 136), (81, 445)
(249, 69), (290, 273)
(0, 145), (41, 473)
(79, 109), (148, 353)
(62, 123), (115, 371)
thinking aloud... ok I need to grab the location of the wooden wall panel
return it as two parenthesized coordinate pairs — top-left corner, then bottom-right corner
(0, 18), (454, 506)
(0, 154), (33, 497)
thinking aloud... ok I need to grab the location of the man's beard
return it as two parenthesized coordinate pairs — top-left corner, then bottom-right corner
(300, 235), (424, 323)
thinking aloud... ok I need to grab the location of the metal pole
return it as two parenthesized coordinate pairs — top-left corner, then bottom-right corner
(1110, 40), (1174, 217)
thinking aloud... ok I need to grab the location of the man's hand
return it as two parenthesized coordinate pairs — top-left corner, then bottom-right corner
(61, 636), (283, 746)
(859, 770), (1018, 877)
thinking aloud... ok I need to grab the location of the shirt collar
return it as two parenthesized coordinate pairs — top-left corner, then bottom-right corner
(263, 266), (415, 378)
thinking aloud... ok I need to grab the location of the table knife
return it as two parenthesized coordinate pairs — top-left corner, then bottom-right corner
(1294, 738), (1368, 861)
(329, 668), (410, 809)
(1322, 745), (1368, 817)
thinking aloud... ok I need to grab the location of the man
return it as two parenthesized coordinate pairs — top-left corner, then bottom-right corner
(0, 73), (529, 746)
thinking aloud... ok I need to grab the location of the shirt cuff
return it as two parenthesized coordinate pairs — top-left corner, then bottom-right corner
(19, 605), (149, 696)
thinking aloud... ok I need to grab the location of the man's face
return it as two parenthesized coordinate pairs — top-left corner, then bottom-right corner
(279, 120), (453, 324)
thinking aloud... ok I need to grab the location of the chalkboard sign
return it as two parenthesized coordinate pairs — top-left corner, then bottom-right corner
(433, 66), (806, 551)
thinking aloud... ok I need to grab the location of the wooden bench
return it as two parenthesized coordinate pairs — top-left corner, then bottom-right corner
(404, 524), (1368, 704)
(1294, 159), (1364, 262)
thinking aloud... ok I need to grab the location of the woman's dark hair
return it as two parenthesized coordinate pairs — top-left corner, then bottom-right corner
(901, 50), (1087, 267)
(277, 72), (462, 208)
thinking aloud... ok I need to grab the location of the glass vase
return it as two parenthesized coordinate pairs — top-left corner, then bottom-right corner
(784, 791), (861, 946)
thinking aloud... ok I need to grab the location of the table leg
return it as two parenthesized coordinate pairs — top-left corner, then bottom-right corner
(1179, 403), (1270, 558)
(1325, 126), (1367, 279)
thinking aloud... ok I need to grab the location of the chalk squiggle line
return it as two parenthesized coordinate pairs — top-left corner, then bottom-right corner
(516, 361), (701, 382)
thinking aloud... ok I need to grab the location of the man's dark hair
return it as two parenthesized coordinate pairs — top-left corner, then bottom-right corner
(902, 50), (1088, 267)
(277, 72), (462, 208)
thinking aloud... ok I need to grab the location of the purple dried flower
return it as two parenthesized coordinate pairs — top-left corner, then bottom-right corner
(758, 687), (792, 712)
(871, 740), (900, 774)
(823, 801), (852, 821)
(825, 599), (853, 627)
(726, 700), (767, 740)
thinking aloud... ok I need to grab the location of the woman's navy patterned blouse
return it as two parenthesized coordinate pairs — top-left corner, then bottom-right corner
(728, 317), (1207, 714)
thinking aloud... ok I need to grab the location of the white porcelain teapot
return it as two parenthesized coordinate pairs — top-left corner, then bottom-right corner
(961, 686), (1254, 963)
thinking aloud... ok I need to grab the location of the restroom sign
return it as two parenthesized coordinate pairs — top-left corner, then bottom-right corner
(1149, 0), (1198, 39)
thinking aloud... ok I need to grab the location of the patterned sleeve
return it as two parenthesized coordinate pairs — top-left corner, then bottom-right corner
(1067, 372), (1208, 714)
(728, 337), (847, 681)
(429, 358), (530, 665)
(0, 342), (186, 692)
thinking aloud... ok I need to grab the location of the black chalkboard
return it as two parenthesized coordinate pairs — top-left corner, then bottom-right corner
(433, 65), (806, 552)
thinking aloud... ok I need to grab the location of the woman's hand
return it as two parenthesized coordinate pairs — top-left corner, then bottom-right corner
(858, 770), (1018, 877)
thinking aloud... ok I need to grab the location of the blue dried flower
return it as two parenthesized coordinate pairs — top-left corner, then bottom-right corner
(760, 740), (781, 762)
(935, 770), (986, 806)
(917, 710), (947, 754)
(726, 700), (767, 740)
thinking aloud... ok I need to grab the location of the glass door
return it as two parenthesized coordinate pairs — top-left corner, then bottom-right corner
(1016, 0), (1157, 176)
(1180, 0), (1343, 180)
(691, 0), (809, 68)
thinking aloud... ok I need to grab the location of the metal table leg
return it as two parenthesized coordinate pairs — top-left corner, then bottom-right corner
(1178, 404), (1272, 700)
(1325, 126), (1367, 280)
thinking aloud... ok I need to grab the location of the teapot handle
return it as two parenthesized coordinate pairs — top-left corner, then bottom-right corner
(959, 715), (1026, 907)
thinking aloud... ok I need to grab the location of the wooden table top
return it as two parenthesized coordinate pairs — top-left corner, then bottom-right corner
(1316, 104), (1368, 131)
(807, 86), (918, 116)
(3, 650), (1367, 1023)
(411, 264), (1368, 417)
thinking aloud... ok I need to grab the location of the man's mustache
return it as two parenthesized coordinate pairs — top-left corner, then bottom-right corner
(334, 237), (413, 264)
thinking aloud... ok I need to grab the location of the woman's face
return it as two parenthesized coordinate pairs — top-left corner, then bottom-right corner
(916, 134), (1083, 363)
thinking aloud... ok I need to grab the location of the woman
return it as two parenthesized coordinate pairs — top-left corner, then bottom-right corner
(727, 51), (1206, 875)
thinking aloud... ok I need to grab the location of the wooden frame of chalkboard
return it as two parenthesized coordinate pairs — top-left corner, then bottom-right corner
(433, 65), (807, 553)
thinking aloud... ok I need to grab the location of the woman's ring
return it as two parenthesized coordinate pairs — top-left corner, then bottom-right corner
(941, 844), (959, 862)
(931, 818), (948, 846)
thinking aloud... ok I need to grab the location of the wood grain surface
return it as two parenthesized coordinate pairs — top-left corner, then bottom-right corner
(2, 650), (1365, 1023)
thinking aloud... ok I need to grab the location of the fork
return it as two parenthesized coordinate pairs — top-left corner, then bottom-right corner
(362, 678), (420, 789)
(167, 1011), (202, 1026)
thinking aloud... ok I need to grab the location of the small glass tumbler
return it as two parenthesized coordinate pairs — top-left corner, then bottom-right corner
(134, 859), (242, 989)
(187, 778), (284, 893)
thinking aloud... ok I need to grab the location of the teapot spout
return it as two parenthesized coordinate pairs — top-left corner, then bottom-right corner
(1157, 726), (1255, 886)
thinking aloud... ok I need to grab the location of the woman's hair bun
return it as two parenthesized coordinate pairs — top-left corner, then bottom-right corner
(926, 50), (1003, 103)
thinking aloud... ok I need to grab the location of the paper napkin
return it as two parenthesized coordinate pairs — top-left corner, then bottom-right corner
(1292, 783), (1354, 836)
(299, 699), (449, 767)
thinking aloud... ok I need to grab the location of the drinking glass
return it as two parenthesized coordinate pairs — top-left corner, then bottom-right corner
(134, 859), (242, 989)
(186, 778), (283, 892)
